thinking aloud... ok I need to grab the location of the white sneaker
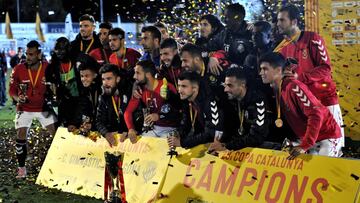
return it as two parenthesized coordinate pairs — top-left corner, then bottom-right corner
(16, 167), (27, 179)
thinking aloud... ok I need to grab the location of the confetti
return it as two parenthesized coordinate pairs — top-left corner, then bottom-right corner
(350, 174), (359, 180)
(330, 185), (341, 192)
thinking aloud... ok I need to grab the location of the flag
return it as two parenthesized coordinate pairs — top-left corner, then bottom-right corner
(5, 12), (13, 39)
(117, 13), (122, 28)
(64, 13), (75, 41)
(36, 12), (45, 42)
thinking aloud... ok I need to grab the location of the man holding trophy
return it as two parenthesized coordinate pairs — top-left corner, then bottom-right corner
(124, 60), (181, 142)
(9, 40), (57, 178)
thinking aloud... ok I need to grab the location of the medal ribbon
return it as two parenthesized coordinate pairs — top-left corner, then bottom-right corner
(27, 62), (42, 91)
(111, 96), (121, 119)
(170, 67), (178, 90)
(200, 62), (205, 77)
(275, 80), (283, 123)
(89, 90), (98, 115)
(273, 31), (301, 52)
(80, 37), (94, 54)
(238, 101), (245, 132)
(101, 48), (109, 64)
(189, 102), (198, 130)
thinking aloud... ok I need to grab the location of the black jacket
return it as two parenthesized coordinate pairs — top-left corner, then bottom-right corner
(207, 21), (252, 66)
(78, 80), (102, 130)
(195, 26), (224, 58)
(222, 89), (270, 150)
(179, 82), (223, 148)
(96, 81), (133, 136)
(10, 55), (26, 68)
(45, 59), (82, 126)
(70, 32), (102, 59)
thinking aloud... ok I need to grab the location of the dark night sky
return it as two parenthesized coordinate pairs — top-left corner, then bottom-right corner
(0, 0), (180, 23)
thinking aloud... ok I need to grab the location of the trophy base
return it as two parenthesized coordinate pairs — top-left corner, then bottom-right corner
(107, 196), (123, 203)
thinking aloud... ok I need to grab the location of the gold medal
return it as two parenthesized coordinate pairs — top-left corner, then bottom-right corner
(275, 80), (283, 128)
(275, 118), (283, 128)
(238, 127), (244, 136)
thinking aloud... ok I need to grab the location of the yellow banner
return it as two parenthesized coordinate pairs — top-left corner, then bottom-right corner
(36, 127), (170, 202)
(37, 128), (360, 202)
(305, 0), (360, 140)
(158, 147), (360, 203)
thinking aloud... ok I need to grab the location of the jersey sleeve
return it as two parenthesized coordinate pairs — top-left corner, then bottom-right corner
(124, 96), (140, 130)
(289, 82), (324, 151)
(299, 33), (332, 83)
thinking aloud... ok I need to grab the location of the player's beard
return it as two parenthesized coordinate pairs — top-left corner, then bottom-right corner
(26, 59), (39, 67)
(102, 85), (117, 96)
(180, 91), (194, 101)
(136, 77), (147, 86)
(110, 44), (120, 52)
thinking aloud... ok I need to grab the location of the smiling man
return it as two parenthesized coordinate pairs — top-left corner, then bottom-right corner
(76, 54), (101, 132)
(124, 60), (181, 141)
(71, 14), (101, 59)
(158, 38), (183, 88)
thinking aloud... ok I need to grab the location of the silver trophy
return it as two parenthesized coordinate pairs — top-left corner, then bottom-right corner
(18, 83), (29, 103)
(79, 115), (91, 136)
(167, 130), (179, 157)
(142, 107), (154, 132)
